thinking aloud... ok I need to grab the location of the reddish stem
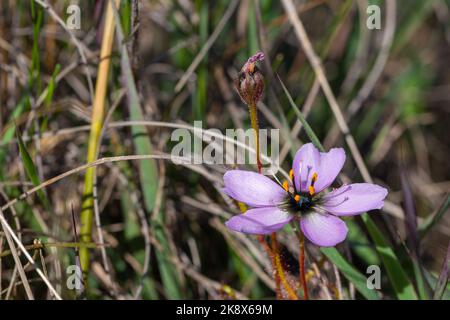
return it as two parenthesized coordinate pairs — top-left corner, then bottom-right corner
(299, 231), (309, 300)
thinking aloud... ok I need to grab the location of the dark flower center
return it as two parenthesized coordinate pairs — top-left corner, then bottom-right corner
(278, 168), (319, 216)
(279, 193), (316, 216)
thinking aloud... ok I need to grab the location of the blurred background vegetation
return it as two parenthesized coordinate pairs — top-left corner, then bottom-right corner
(0, 0), (449, 299)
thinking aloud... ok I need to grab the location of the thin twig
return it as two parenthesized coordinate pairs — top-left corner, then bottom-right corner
(0, 208), (61, 299)
(333, 264), (343, 300)
(0, 211), (34, 299)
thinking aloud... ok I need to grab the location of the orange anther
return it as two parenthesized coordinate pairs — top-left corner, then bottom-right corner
(282, 181), (289, 192)
(294, 195), (300, 202)
(308, 186), (315, 196)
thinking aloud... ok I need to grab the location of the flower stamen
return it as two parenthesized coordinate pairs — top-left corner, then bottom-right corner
(282, 180), (289, 192)
(289, 169), (294, 181)
(308, 172), (318, 196)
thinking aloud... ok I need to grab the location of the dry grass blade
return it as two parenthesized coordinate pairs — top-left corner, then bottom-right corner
(0, 209), (61, 299)
(325, 0), (396, 147)
(33, 0), (94, 101)
(0, 210), (34, 299)
(281, 0), (373, 184)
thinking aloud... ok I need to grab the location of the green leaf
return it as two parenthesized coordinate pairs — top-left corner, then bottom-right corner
(16, 128), (50, 216)
(0, 97), (27, 164)
(346, 220), (380, 266)
(321, 247), (380, 300)
(362, 215), (418, 299)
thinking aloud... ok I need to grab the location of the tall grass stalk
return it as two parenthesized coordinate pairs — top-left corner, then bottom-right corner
(80, 0), (120, 280)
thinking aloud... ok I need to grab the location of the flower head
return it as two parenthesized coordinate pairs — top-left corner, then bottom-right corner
(223, 143), (388, 247)
(234, 52), (265, 106)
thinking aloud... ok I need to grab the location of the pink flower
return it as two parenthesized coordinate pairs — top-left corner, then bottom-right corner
(223, 143), (388, 247)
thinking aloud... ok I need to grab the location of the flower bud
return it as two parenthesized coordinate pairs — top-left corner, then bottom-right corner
(234, 52), (265, 106)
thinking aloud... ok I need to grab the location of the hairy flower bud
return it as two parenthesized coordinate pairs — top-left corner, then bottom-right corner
(234, 52), (265, 106)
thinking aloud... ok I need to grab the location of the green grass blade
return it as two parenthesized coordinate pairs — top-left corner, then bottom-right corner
(111, 1), (181, 299)
(16, 128), (50, 213)
(433, 242), (450, 300)
(41, 64), (61, 132)
(278, 77), (324, 152)
(361, 215), (418, 299)
(29, 0), (43, 93)
(346, 220), (380, 266)
(0, 97), (27, 163)
(412, 259), (430, 300)
(321, 247), (380, 300)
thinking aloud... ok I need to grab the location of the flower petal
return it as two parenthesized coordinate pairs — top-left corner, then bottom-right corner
(292, 143), (320, 193)
(322, 183), (388, 216)
(292, 143), (345, 193)
(314, 148), (346, 192)
(225, 207), (292, 235)
(300, 212), (348, 247)
(223, 170), (286, 207)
